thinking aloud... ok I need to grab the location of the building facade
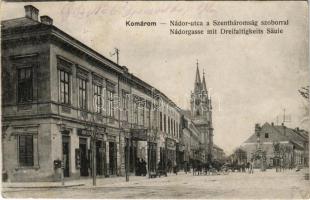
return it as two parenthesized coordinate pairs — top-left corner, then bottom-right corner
(1, 5), (183, 182)
(241, 122), (309, 169)
(1, 5), (218, 182)
(189, 63), (214, 163)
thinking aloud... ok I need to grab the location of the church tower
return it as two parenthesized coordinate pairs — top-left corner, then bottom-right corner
(190, 60), (214, 162)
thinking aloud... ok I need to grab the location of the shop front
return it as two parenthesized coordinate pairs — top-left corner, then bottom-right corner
(166, 138), (176, 173)
(130, 128), (147, 175)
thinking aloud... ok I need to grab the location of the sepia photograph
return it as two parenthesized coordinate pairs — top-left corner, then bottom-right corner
(1, 1), (309, 199)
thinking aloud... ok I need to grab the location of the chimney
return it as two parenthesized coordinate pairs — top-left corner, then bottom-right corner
(40, 16), (53, 25)
(296, 127), (300, 131)
(122, 66), (128, 72)
(271, 122), (274, 126)
(24, 5), (39, 21)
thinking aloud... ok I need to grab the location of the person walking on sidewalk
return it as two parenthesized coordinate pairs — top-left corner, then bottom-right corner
(173, 161), (178, 175)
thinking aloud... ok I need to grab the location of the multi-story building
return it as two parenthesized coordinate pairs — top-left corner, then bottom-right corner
(178, 65), (218, 169)
(212, 144), (225, 163)
(180, 114), (202, 168)
(189, 63), (214, 163)
(241, 122), (309, 169)
(1, 5), (183, 182)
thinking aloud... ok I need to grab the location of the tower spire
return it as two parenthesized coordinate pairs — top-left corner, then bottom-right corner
(202, 69), (207, 92)
(194, 60), (202, 93)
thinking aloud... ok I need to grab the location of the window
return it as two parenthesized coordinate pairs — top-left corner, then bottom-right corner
(78, 78), (87, 110)
(122, 91), (129, 121)
(133, 101), (138, 124)
(164, 114), (167, 133)
(93, 84), (102, 113)
(139, 105), (144, 126)
(171, 118), (173, 135)
(18, 135), (33, 166)
(176, 122), (179, 138)
(173, 120), (176, 136)
(265, 133), (269, 138)
(18, 67), (33, 103)
(168, 117), (170, 134)
(160, 112), (163, 131)
(107, 90), (114, 117)
(59, 70), (70, 104)
(145, 106), (151, 128)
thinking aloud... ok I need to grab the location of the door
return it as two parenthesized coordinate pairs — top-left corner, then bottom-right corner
(79, 138), (89, 176)
(62, 135), (70, 177)
(130, 141), (137, 173)
(109, 142), (117, 175)
(96, 141), (104, 176)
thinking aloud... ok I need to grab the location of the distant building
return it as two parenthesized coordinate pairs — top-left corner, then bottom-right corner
(212, 144), (225, 162)
(228, 147), (247, 166)
(179, 63), (219, 168)
(190, 63), (214, 162)
(241, 122), (309, 169)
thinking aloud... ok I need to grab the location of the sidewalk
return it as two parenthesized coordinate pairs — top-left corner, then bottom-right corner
(2, 173), (173, 189)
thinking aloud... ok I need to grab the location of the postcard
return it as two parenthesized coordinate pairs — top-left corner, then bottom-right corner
(1, 1), (309, 199)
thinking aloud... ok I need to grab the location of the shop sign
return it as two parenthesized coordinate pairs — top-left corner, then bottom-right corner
(179, 145), (185, 152)
(107, 135), (116, 141)
(77, 128), (91, 137)
(131, 128), (147, 141)
(166, 138), (176, 150)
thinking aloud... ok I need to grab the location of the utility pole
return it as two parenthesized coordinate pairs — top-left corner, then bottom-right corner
(125, 137), (130, 182)
(283, 108), (286, 124)
(92, 129), (97, 186)
(110, 48), (120, 65)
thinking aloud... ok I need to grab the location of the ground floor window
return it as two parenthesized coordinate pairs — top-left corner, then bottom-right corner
(18, 135), (34, 167)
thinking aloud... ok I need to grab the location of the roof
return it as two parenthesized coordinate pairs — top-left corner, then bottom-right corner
(181, 109), (192, 118)
(213, 144), (224, 151)
(1, 17), (40, 29)
(244, 122), (288, 143)
(243, 122), (308, 150)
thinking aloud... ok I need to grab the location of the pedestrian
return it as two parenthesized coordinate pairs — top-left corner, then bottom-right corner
(136, 158), (141, 176)
(246, 162), (250, 172)
(167, 159), (172, 173)
(173, 161), (178, 175)
(141, 159), (147, 176)
(249, 159), (254, 174)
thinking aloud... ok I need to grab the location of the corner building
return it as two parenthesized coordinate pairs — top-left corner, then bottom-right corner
(1, 5), (182, 182)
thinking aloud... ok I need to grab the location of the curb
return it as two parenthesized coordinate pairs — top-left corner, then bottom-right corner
(3, 183), (85, 189)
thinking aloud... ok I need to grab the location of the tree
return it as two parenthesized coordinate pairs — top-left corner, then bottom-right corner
(299, 86), (309, 100)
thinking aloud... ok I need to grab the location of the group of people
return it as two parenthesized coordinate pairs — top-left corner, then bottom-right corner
(167, 160), (178, 175)
(135, 158), (147, 176)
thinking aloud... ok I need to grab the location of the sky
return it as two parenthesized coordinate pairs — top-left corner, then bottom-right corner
(1, 1), (309, 154)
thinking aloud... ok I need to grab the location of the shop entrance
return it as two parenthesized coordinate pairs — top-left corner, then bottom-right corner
(148, 142), (157, 173)
(96, 141), (105, 176)
(129, 140), (137, 173)
(62, 135), (70, 177)
(79, 138), (89, 176)
(109, 142), (117, 175)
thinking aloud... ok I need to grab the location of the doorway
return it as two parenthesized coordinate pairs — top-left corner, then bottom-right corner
(62, 135), (70, 177)
(96, 141), (105, 176)
(79, 138), (89, 176)
(109, 142), (117, 175)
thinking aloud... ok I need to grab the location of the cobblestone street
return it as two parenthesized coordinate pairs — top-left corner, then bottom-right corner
(2, 169), (309, 199)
